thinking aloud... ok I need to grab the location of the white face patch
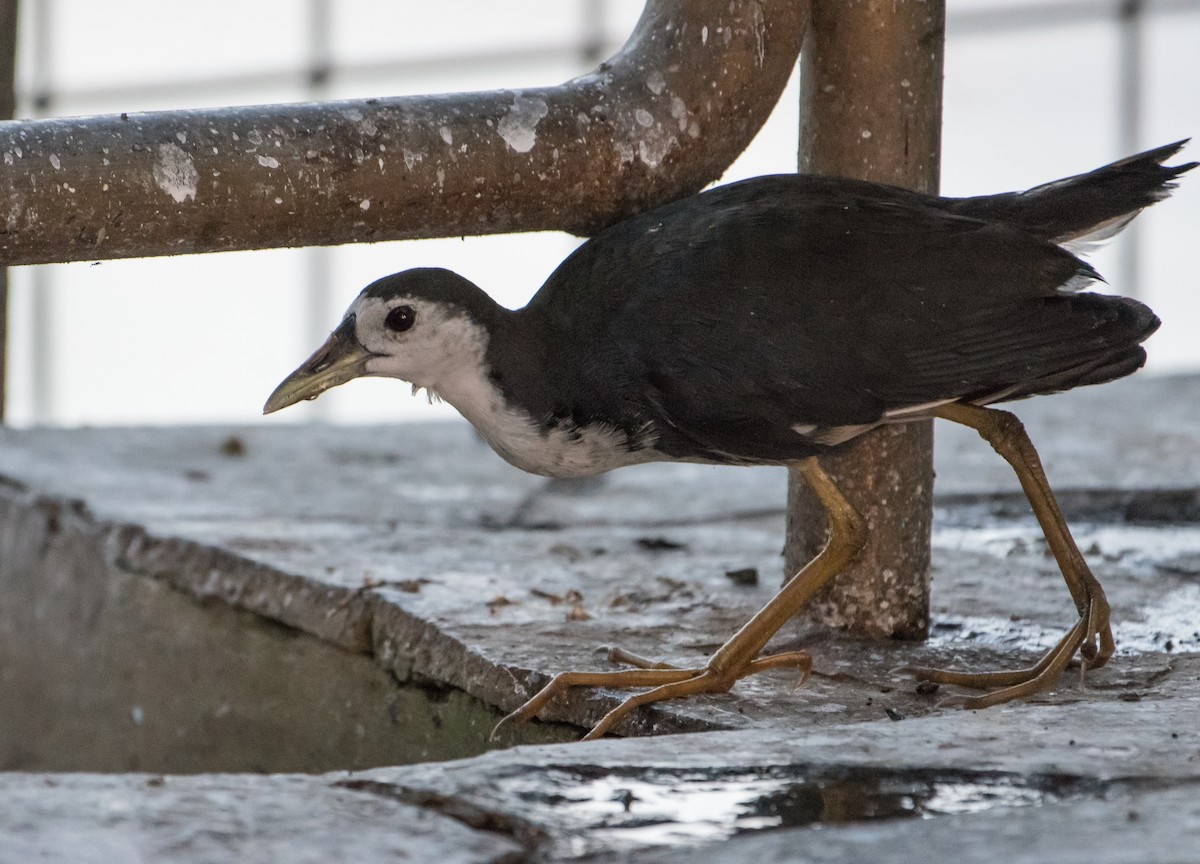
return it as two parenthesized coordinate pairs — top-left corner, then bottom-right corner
(351, 294), (489, 393)
(347, 292), (658, 478)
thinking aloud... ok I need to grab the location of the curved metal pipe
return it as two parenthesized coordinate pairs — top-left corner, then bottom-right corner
(0, 0), (807, 266)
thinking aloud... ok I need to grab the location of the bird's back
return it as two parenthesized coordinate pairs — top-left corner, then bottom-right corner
(517, 168), (1166, 465)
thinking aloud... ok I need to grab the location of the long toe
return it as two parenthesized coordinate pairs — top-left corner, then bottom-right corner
(904, 615), (1090, 705)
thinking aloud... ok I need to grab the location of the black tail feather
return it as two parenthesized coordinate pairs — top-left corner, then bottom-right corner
(948, 139), (1196, 246)
(986, 294), (1161, 404)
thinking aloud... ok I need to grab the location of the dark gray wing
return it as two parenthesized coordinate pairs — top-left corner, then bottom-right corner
(532, 176), (1157, 463)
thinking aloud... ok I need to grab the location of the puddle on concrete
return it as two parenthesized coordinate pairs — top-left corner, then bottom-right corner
(507, 766), (1097, 856)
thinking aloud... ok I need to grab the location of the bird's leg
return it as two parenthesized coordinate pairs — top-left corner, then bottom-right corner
(906, 403), (1114, 707)
(605, 647), (682, 669)
(491, 456), (865, 741)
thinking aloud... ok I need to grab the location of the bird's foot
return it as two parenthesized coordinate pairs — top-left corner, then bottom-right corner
(491, 648), (812, 741)
(902, 596), (1114, 708)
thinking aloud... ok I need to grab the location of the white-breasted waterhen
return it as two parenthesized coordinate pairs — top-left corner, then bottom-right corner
(265, 141), (1194, 740)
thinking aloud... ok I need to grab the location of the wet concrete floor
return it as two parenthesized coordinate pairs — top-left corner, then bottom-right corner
(1, 373), (1198, 860)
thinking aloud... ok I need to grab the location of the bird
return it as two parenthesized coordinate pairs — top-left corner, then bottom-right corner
(265, 140), (1194, 741)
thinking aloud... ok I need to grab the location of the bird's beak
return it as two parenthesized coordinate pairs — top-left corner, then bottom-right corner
(263, 316), (371, 414)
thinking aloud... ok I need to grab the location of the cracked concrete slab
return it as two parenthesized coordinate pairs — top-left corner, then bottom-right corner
(604, 785), (1200, 864)
(1, 374), (1199, 860)
(347, 696), (1200, 859)
(0, 773), (523, 864)
(2, 376), (1199, 748)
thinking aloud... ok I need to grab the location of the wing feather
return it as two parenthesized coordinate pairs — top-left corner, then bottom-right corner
(532, 176), (1157, 463)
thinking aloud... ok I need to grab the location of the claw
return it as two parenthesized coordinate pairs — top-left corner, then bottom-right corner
(489, 710), (518, 742)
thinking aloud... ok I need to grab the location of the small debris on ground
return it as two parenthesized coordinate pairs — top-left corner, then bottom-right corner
(549, 543), (584, 562)
(488, 595), (517, 615)
(388, 578), (431, 593)
(331, 577), (433, 614)
(724, 567), (759, 586)
(613, 789), (638, 811)
(354, 576), (431, 595)
(636, 536), (688, 551)
(219, 435), (246, 457)
(531, 588), (593, 620)
(531, 588), (585, 606)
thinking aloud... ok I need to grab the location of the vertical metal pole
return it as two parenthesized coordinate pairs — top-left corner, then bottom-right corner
(0, 0), (17, 422)
(784, 0), (945, 640)
(29, 0), (53, 423)
(1117, 0), (1144, 297)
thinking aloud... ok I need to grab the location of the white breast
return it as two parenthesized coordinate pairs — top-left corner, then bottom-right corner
(435, 362), (659, 479)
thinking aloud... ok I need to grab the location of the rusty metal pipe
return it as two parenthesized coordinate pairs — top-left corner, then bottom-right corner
(0, 0), (807, 267)
(785, 0), (945, 640)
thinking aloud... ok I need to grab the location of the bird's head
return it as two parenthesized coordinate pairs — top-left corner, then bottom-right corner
(263, 267), (498, 415)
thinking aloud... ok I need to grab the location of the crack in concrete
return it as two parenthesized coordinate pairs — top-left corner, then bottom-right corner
(937, 487), (1200, 525)
(334, 777), (544, 859)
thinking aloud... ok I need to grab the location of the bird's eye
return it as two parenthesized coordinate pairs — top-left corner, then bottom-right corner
(384, 304), (415, 333)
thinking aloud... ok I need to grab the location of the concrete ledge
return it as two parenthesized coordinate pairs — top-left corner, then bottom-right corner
(358, 697), (1200, 861)
(2, 374), (1199, 860)
(0, 772), (523, 864)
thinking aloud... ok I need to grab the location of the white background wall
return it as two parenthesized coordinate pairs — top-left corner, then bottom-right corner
(5, 0), (1198, 426)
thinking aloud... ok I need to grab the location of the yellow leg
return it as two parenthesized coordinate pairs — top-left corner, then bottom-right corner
(607, 646), (812, 678)
(906, 403), (1114, 707)
(491, 456), (865, 740)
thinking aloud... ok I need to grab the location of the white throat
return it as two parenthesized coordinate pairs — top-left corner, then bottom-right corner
(358, 300), (658, 478)
(435, 361), (656, 479)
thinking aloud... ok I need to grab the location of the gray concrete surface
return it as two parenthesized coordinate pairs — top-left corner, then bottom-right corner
(1, 373), (1198, 861)
(360, 698), (1200, 861)
(0, 773), (523, 864)
(620, 786), (1200, 864)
